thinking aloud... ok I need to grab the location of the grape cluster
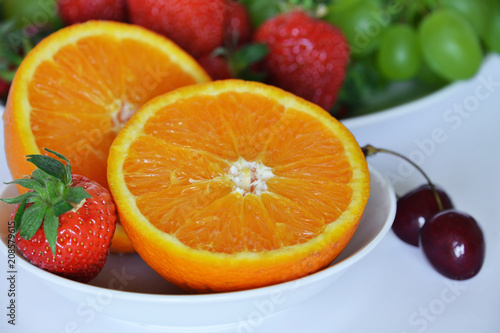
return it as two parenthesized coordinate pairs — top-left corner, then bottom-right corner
(326, 0), (500, 116)
(326, 0), (497, 82)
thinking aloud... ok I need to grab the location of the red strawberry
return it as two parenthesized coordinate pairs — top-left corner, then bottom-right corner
(2, 149), (117, 283)
(197, 54), (233, 80)
(127, 0), (227, 57)
(197, 43), (268, 81)
(0, 79), (10, 99)
(57, 0), (128, 25)
(254, 11), (350, 111)
(224, 0), (252, 46)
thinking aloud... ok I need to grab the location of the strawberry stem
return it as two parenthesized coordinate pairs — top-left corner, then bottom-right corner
(1, 149), (91, 255)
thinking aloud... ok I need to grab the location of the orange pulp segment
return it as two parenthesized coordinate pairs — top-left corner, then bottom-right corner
(108, 79), (370, 292)
(3, 20), (210, 190)
(3, 21), (211, 252)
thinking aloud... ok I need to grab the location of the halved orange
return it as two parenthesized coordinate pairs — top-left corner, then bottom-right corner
(3, 21), (211, 252)
(108, 79), (370, 293)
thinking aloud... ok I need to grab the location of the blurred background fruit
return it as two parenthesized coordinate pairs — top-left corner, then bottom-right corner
(439, 0), (488, 37)
(127, 0), (227, 58)
(1, 0), (498, 114)
(325, 0), (385, 59)
(2, 0), (61, 29)
(418, 9), (482, 82)
(254, 10), (349, 111)
(484, 0), (500, 54)
(57, 0), (128, 25)
(323, 0), (497, 117)
(376, 23), (420, 81)
(0, 0), (62, 101)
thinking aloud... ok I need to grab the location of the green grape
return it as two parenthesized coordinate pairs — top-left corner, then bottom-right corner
(417, 58), (447, 88)
(376, 24), (420, 81)
(418, 9), (483, 82)
(325, 0), (388, 58)
(439, 0), (488, 38)
(484, 0), (500, 54)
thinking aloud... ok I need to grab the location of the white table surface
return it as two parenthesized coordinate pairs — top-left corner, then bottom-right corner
(1, 54), (500, 333)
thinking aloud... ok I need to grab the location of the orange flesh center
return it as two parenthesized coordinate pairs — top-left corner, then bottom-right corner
(122, 91), (354, 254)
(228, 158), (275, 196)
(113, 100), (138, 132)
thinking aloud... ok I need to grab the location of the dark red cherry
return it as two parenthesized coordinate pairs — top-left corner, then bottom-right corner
(420, 210), (485, 280)
(392, 184), (454, 246)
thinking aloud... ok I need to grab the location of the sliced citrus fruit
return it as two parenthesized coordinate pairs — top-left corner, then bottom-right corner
(3, 21), (211, 253)
(108, 80), (370, 292)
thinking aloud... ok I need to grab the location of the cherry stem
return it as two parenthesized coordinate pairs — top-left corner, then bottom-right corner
(362, 144), (444, 211)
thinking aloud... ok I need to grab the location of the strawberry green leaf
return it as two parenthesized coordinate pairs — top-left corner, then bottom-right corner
(233, 43), (268, 69)
(240, 0), (282, 28)
(0, 45), (24, 66)
(32, 169), (51, 185)
(43, 149), (70, 163)
(0, 69), (16, 82)
(2, 151), (92, 243)
(211, 46), (228, 58)
(66, 186), (92, 205)
(21, 36), (33, 57)
(0, 21), (16, 34)
(13, 200), (27, 232)
(1, 191), (35, 204)
(43, 207), (59, 255)
(20, 201), (47, 240)
(239, 70), (268, 82)
(5, 178), (43, 192)
(53, 201), (74, 217)
(45, 177), (64, 205)
(43, 148), (72, 184)
(222, 43), (268, 81)
(26, 154), (67, 184)
(54, 178), (67, 198)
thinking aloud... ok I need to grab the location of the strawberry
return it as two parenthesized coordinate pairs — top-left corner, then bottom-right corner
(195, 1), (254, 80)
(224, 0), (252, 46)
(197, 54), (233, 80)
(127, 0), (227, 58)
(253, 10), (350, 111)
(197, 43), (268, 81)
(0, 79), (10, 99)
(2, 149), (117, 283)
(57, 0), (128, 25)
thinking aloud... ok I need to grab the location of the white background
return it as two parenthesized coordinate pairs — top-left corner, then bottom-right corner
(1, 55), (500, 333)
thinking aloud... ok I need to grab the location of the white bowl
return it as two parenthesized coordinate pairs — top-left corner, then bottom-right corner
(0, 165), (395, 328)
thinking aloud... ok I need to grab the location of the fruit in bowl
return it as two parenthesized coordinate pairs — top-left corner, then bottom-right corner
(0, 164), (396, 325)
(107, 79), (371, 292)
(2, 19), (373, 293)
